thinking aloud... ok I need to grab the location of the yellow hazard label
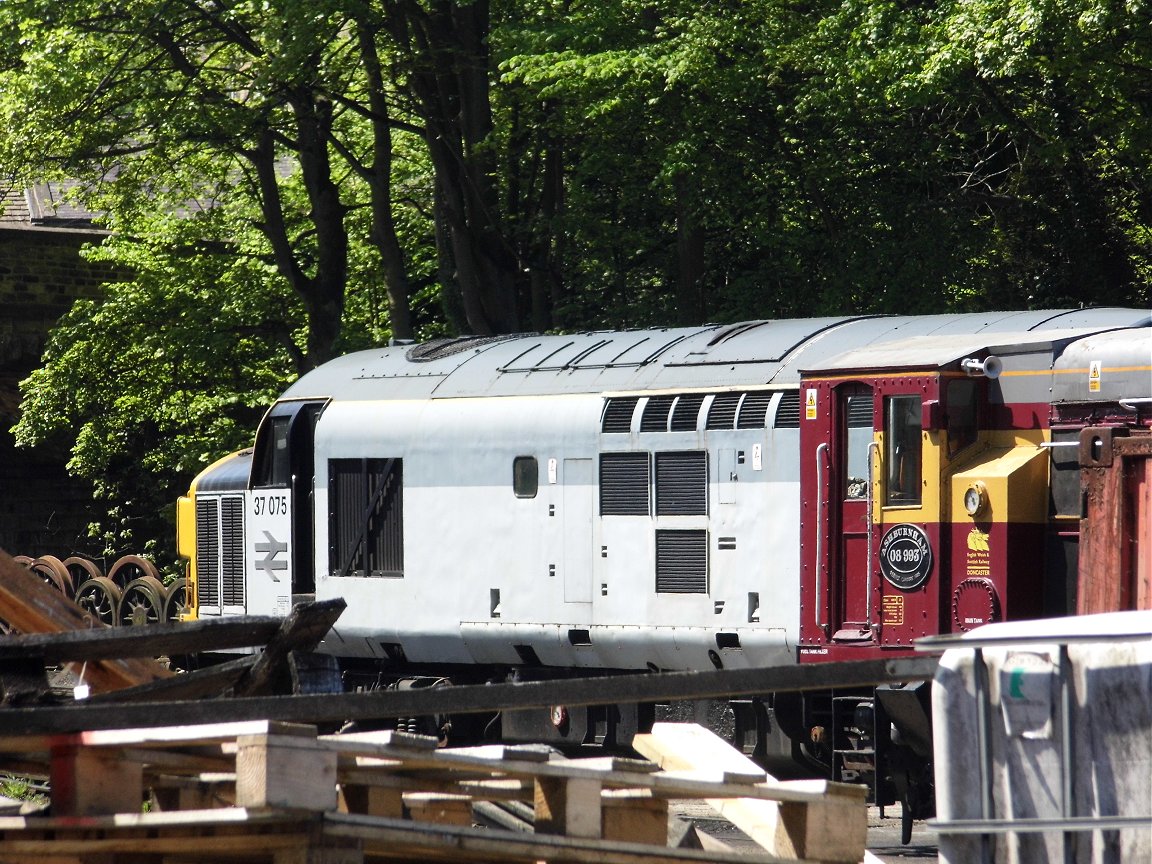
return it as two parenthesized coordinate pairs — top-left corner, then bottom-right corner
(805, 388), (818, 420)
(1089, 360), (1102, 393)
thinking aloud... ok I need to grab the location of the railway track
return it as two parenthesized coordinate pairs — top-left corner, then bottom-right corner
(9, 554), (186, 628)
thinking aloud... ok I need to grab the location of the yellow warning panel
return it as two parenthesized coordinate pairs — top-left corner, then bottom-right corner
(882, 594), (904, 626)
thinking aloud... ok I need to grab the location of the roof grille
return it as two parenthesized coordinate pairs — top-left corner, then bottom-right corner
(774, 391), (801, 428)
(706, 393), (742, 430)
(602, 397), (638, 433)
(737, 392), (773, 429)
(669, 394), (706, 431)
(640, 396), (676, 432)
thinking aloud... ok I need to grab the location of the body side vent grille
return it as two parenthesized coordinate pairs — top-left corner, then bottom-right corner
(599, 453), (650, 515)
(221, 496), (245, 606)
(656, 529), (708, 593)
(847, 394), (873, 428)
(655, 450), (708, 515)
(196, 498), (219, 607)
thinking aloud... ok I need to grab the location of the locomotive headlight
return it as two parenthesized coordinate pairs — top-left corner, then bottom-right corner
(963, 481), (989, 517)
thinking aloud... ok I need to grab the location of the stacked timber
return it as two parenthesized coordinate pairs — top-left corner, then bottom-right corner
(0, 721), (868, 864)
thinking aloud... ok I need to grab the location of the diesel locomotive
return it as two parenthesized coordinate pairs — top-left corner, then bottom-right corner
(175, 308), (1152, 817)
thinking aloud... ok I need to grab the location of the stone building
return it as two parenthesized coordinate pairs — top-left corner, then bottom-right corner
(0, 184), (116, 558)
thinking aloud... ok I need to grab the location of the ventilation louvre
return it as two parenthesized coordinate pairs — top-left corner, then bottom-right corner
(847, 394), (873, 428)
(599, 452), (650, 515)
(655, 451), (708, 515)
(737, 392), (773, 429)
(656, 529), (708, 593)
(706, 393), (742, 430)
(640, 396), (676, 432)
(669, 394), (706, 432)
(602, 397), (638, 433)
(774, 391), (801, 428)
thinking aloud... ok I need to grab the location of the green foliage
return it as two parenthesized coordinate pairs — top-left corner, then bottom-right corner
(2, 0), (1149, 556)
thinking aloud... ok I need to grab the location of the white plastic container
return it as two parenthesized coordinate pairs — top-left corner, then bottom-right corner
(931, 611), (1152, 863)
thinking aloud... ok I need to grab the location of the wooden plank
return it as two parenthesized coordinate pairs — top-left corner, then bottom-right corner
(49, 740), (144, 817)
(0, 616), (283, 662)
(0, 655), (940, 736)
(0, 548), (171, 693)
(230, 599), (346, 697)
(632, 723), (866, 864)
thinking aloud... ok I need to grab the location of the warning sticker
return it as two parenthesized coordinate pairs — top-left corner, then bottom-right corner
(1089, 360), (1102, 393)
(805, 388), (818, 420)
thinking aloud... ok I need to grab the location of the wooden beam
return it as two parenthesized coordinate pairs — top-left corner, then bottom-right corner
(231, 599), (346, 697)
(632, 723), (866, 864)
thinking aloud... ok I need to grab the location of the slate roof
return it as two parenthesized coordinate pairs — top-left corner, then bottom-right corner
(0, 182), (101, 228)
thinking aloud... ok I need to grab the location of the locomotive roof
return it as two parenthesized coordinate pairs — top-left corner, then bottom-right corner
(281, 308), (1151, 402)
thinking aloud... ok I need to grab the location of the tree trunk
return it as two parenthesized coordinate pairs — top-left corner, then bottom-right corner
(357, 20), (414, 342)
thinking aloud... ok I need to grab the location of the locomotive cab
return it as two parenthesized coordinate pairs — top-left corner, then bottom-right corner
(797, 339), (1065, 661)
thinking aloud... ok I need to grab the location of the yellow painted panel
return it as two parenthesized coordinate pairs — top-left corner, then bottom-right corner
(951, 445), (1049, 524)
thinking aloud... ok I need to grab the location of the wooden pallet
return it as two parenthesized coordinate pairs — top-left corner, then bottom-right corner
(0, 721), (867, 863)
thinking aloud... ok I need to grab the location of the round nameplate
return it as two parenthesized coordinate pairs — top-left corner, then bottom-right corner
(878, 524), (933, 591)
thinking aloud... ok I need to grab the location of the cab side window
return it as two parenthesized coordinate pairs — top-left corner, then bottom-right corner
(885, 395), (922, 505)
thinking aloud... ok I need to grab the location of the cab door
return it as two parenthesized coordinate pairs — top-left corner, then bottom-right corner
(832, 385), (878, 640)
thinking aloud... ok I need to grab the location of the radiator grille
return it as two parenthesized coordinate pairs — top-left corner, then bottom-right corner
(655, 450), (708, 515)
(599, 452), (650, 515)
(196, 495), (245, 608)
(656, 529), (708, 593)
(221, 497), (245, 606)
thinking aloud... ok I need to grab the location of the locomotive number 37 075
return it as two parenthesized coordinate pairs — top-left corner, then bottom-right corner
(253, 494), (289, 517)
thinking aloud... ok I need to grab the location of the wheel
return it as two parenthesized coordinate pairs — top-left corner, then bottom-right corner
(164, 577), (189, 622)
(32, 555), (74, 597)
(63, 556), (104, 591)
(119, 576), (166, 626)
(107, 555), (160, 589)
(12, 555), (34, 567)
(75, 577), (122, 626)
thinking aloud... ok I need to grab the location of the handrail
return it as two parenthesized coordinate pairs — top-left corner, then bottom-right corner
(814, 442), (829, 630)
(865, 440), (880, 633)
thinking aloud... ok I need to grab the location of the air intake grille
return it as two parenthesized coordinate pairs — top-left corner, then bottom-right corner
(599, 452), (650, 515)
(655, 451), (707, 515)
(601, 397), (638, 433)
(774, 391), (801, 428)
(221, 496), (246, 606)
(196, 498), (219, 607)
(706, 393), (742, 430)
(737, 392), (773, 429)
(196, 495), (245, 608)
(640, 396), (675, 432)
(656, 529), (708, 593)
(669, 394), (705, 431)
